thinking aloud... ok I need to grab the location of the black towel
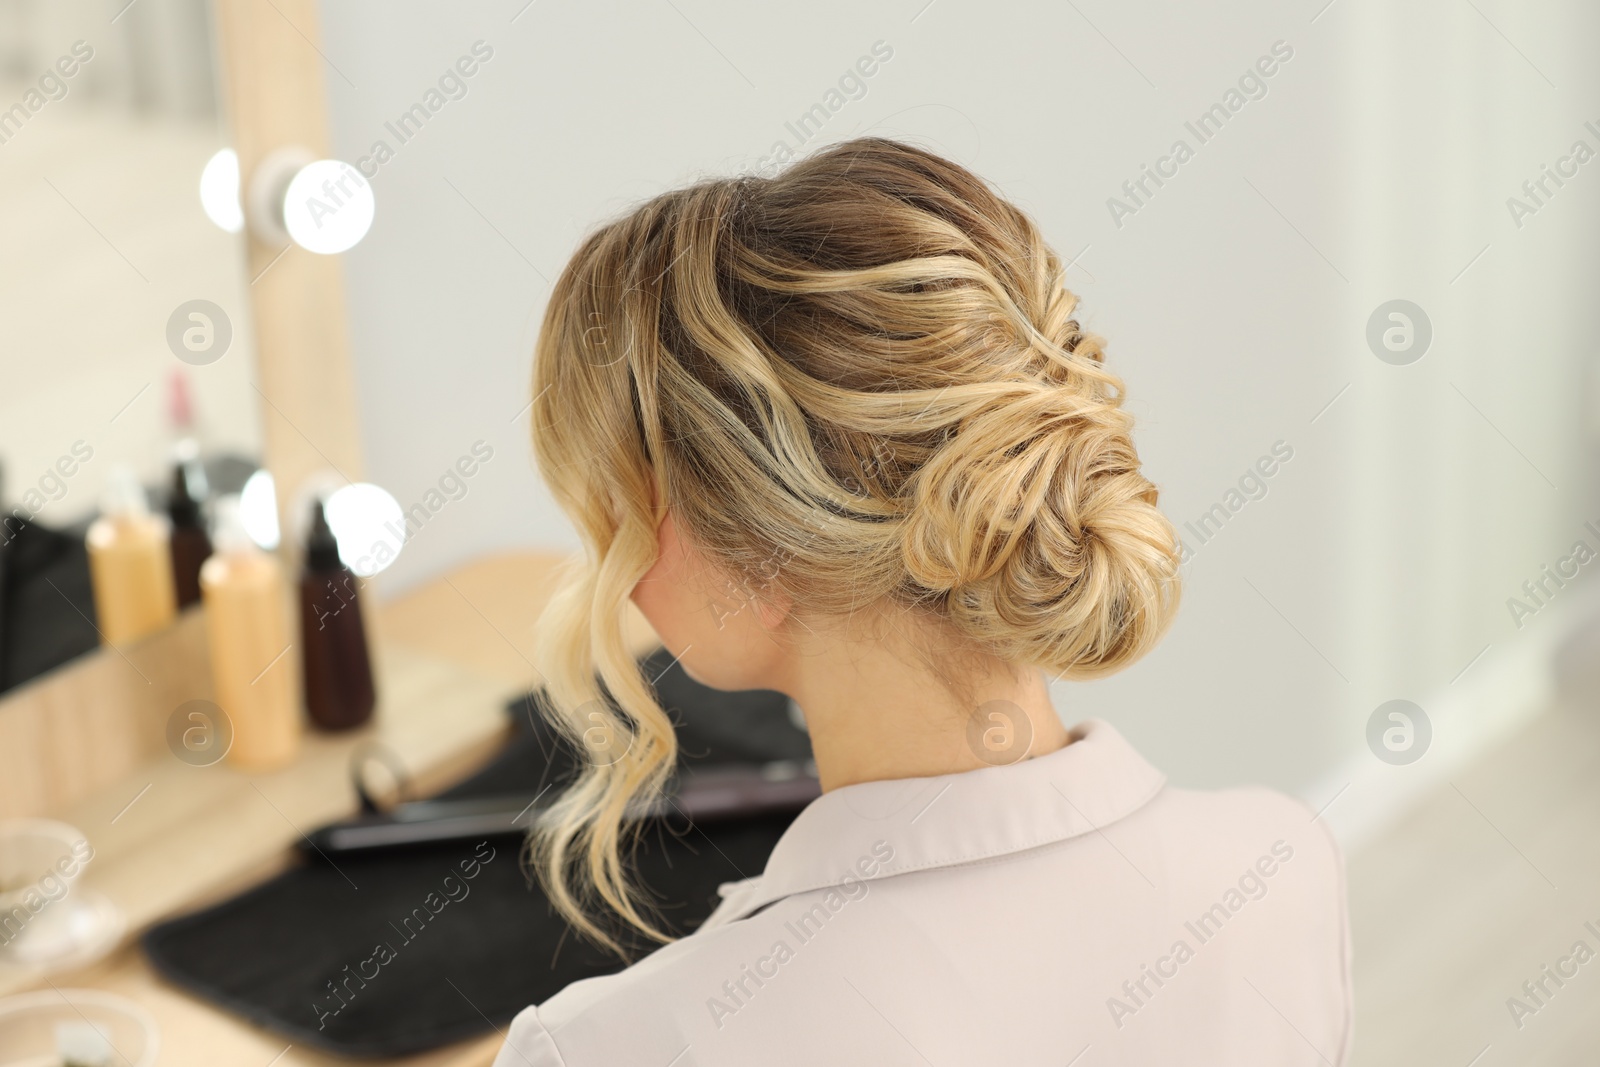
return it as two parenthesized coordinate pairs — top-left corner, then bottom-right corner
(0, 518), (98, 694)
(141, 648), (811, 1058)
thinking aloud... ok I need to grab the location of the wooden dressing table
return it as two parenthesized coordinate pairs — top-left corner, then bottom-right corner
(0, 551), (660, 1066)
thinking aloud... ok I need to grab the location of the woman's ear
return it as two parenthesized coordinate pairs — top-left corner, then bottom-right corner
(753, 584), (794, 632)
(649, 474), (676, 533)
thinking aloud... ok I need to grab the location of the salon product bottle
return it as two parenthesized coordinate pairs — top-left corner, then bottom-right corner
(85, 466), (177, 646)
(298, 499), (375, 731)
(200, 496), (300, 771)
(167, 439), (212, 608)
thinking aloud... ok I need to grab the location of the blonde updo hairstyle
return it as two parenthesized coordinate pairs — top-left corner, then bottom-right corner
(528, 137), (1181, 956)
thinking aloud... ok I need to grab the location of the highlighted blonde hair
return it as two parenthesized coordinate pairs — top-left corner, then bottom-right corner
(528, 137), (1181, 955)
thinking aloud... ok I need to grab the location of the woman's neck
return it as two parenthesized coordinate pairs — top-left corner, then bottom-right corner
(774, 610), (1072, 793)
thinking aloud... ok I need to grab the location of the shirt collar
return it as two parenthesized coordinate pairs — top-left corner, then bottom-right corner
(710, 717), (1167, 925)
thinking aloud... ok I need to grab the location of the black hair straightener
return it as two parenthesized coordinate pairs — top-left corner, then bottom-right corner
(300, 759), (819, 856)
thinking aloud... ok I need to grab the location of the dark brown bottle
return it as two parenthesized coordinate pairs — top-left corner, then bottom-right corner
(298, 499), (375, 730)
(167, 446), (212, 608)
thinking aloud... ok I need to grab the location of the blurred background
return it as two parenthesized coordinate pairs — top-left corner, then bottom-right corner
(1, 0), (1597, 1064)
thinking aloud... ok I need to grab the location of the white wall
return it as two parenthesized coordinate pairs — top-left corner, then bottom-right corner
(318, 0), (1600, 819)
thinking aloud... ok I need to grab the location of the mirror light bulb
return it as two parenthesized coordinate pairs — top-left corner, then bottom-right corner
(199, 148), (243, 233)
(282, 159), (375, 254)
(238, 469), (281, 550)
(324, 482), (404, 577)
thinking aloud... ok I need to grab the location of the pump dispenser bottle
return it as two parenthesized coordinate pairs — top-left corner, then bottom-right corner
(85, 466), (177, 645)
(298, 499), (375, 731)
(167, 440), (212, 608)
(200, 496), (300, 771)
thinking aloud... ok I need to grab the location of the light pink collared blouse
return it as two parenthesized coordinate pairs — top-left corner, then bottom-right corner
(493, 718), (1353, 1066)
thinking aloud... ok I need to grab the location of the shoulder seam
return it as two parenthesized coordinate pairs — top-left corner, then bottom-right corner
(499, 1004), (571, 1067)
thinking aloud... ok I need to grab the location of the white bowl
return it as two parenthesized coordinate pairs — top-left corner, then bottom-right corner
(0, 819), (122, 970)
(0, 988), (159, 1067)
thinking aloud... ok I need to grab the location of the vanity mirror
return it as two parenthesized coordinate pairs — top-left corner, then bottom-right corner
(0, 0), (263, 694)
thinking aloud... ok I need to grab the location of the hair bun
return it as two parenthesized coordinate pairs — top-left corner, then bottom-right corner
(900, 380), (1180, 679)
